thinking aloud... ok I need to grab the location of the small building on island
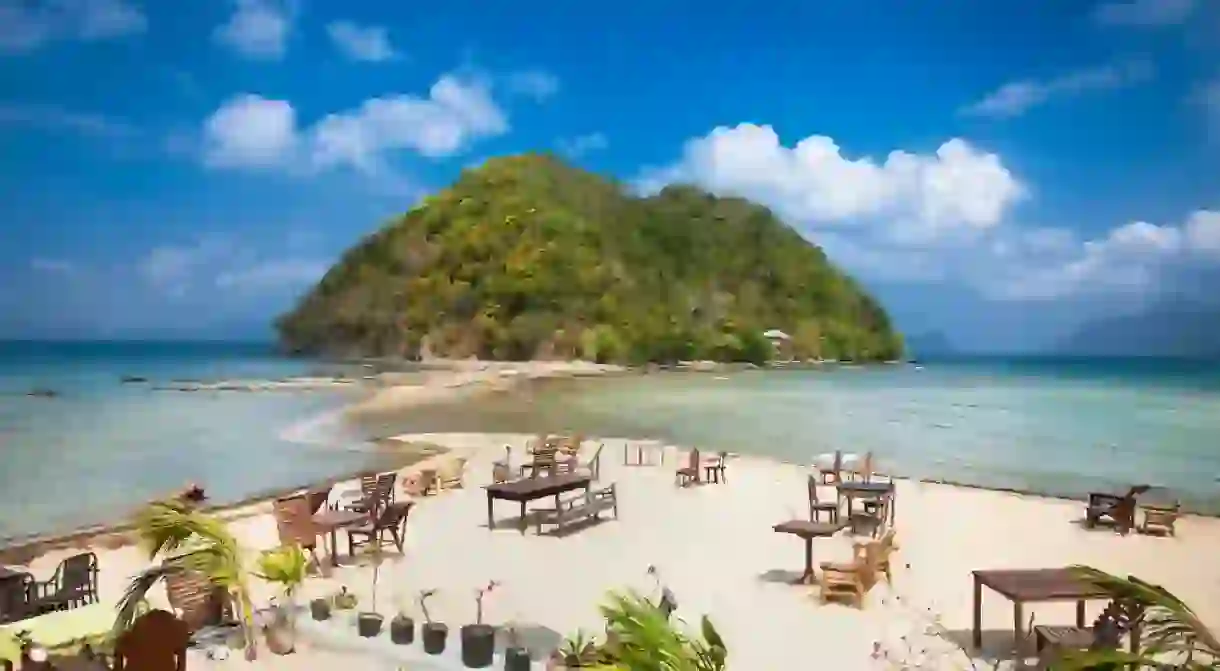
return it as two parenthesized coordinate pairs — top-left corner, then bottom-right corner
(762, 329), (794, 362)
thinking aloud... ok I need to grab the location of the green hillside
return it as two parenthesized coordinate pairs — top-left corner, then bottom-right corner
(276, 154), (903, 364)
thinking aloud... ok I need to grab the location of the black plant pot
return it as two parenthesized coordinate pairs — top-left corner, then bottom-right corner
(461, 624), (496, 668)
(310, 598), (331, 621)
(356, 612), (384, 638)
(422, 622), (448, 655)
(390, 615), (415, 645)
(504, 646), (531, 671)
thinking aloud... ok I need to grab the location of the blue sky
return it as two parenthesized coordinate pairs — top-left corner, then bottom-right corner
(1, 0), (1218, 350)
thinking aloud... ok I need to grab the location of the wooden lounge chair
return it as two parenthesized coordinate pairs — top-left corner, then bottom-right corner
(437, 458), (467, 490)
(113, 608), (190, 671)
(346, 501), (413, 555)
(0, 571), (34, 623)
(1034, 597), (1144, 664)
(272, 494), (325, 572)
(818, 450), (843, 485)
(33, 552), (99, 612)
(818, 542), (872, 608)
(346, 472), (396, 515)
(1140, 500), (1180, 537)
(807, 475), (839, 524)
(1085, 485), (1149, 535)
(675, 448), (701, 487)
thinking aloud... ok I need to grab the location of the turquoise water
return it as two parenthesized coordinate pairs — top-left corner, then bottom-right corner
(361, 357), (1220, 513)
(0, 341), (397, 542)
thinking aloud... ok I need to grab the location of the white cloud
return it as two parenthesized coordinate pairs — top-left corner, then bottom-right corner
(557, 132), (608, 158)
(0, 102), (135, 138)
(0, 0), (146, 53)
(201, 74), (509, 173)
(138, 237), (325, 298)
(1093, 0), (1196, 27)
(961, 60), (1153, 118)
(326, 20), (398, 62)
(216, 258), (327, 292)
(637, 123), (1025, 241)
(203, 94), (298, 169)
(213, 0), (292, 61)
(505, 70), (560, 102)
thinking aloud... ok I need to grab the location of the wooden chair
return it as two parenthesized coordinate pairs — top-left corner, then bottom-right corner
(0, 571), (34, 623)
(33, 552), (99, 612)
(807, 475), (839, 523)
(558, 434), (585, 457)
(865, 529), (896, 586)
(113, 609), (190, 671)
(578, 443), (605, 481)
(347, 501), (413, 556)
(524, 433), (549, 455)
(703, 451), (728, 484)
(521, 446), (558, 478)
(1140, 501), (1180, 537)
(674, 449), (701, 487)
(845, 452), (874, 483)
(1085, 485), (1149, 535)
(818, 450), (843, 485)
(1034, 597), (1144, 664)
(437, 458), (467, 490)
(817, 542), (872, 608)
(272, 494), (324, 572)
(347, 472), (396, 515)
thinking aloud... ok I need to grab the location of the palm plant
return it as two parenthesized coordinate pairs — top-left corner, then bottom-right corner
(113, 498), (259, 660)
(566, 589), (726, 671)
(1056, 566), (1220, 670)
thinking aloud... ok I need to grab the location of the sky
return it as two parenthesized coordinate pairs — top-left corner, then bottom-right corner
(1, 0), (1218, 351)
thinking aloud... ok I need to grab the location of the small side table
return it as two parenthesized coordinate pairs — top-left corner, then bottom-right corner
(772, 520), (847, 584)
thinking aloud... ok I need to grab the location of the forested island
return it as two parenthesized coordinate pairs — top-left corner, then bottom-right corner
(276, 154), (903, 364)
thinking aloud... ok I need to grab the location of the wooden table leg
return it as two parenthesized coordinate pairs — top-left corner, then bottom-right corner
(972, 575), (983, 649)
(802, 537), (814, 584)
(519, 501), (527, 535)
(330, 529), (339, 567)
(486, 493), (495, 530)
(1076, 600), (1085, 627)
(1013, 601), (1025, 655)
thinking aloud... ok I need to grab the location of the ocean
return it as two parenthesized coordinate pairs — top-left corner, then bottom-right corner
(3, 345), (1220, 543)
(360, 356), (1220, 514)
(0, 341), (397, 543)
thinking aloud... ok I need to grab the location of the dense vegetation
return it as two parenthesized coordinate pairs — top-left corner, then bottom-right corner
(276, 154), (903, 364)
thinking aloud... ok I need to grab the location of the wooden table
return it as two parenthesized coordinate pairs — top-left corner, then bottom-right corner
(972, 568), (1110, 654)
(623, 441), (664, 467)
(837, 481), (896, 525)
(485, 474), (592, 534)
(312, 509), (368, 566)
(772, 520), (847, 584)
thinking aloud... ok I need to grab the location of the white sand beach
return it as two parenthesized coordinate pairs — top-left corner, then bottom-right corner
(7, 431), (1220, 670)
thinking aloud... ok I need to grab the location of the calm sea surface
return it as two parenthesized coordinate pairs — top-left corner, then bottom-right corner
(360, 357), (1220, 513)
(4, 344), (1220, 541)
(0, 341), (396, 542)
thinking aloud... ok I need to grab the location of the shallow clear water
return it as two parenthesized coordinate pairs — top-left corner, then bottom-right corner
(361, 358), (1220, 513)
(0, 342), (397, 542)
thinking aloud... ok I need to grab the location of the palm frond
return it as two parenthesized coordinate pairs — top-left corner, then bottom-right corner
(113, 563), (176, 636)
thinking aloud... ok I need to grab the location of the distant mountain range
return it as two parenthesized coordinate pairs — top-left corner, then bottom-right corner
(1054, 302), (1220, 357)
(905, 331), (957, 357)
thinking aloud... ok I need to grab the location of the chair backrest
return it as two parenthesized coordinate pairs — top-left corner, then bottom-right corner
(60, 552), (98, 592)
(375, 501), (413, 530)
(440, 458), (467, 479)
(272, 495), (318, 546)
(359, 473), (378, 498)
(306, 488), (332, 514)
(833, 450), (843, 472)
(688, 448), (701, 470)
(374, 472), (396, 501)
(526, 433), (548, 454)
(587, 443), (604, 480)
(114, 608), (190, 671)
(859, 452), (874, 482)
(0, 572), (32, 623)
(807, 474), (820, 507)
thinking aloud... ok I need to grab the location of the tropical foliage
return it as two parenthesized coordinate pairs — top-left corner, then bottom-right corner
(557, 589), (727, 670)
(254, 544), (307, 600)
(277, 154), (903, 364)
(1055, 566), (1220, 670)
(114, 499), (259, 659)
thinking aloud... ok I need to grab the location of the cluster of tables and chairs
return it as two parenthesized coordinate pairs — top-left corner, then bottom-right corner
(484, 434), (616, 536)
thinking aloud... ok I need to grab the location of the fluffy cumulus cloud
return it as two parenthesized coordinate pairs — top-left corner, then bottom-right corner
(637, 123), (1025, 242)
(137, 236), (326, 298)
(201, 73), (508, 173)
(961, 60), (1153, 119)
(213, 0), (292, 60)
(638, 123), (1220, 304)
(0, 0), (146, 53)
(326, 20), (398, 62)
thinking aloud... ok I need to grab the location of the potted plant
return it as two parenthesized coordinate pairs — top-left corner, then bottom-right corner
(255, 544), (307, 654)
(333, 586), (358, 610)
(419, 588), (448, 655)
(390, 600), (415, 645)
(461, 580), (499, 667)
(503, 622), (531, 671)
(310, 595), (332, 621)
(356, 554), (385, 638)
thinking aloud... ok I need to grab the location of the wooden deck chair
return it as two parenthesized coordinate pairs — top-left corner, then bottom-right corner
(817, 542), (873, 608)
(1140, 499), (1180, 537)
(114, 609), (190, 671)
(272, 494), (324, 573)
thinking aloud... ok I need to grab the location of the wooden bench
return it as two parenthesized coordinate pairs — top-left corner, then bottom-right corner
(535, 484), (619, 535)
